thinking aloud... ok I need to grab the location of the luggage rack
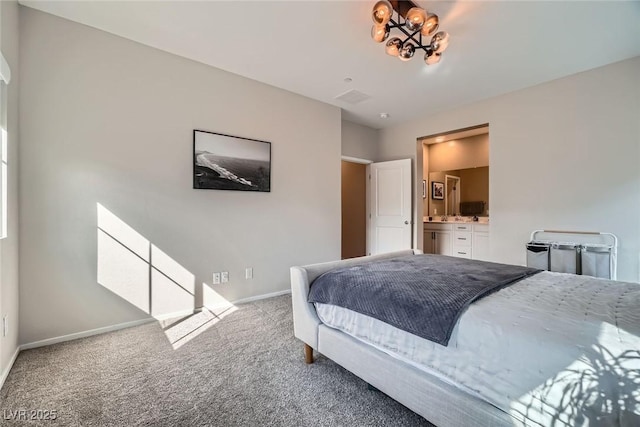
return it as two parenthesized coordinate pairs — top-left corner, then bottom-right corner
(526, 229), (618, 280)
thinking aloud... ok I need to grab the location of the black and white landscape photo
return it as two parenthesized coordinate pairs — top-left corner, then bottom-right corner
(193, 130), (271, 192)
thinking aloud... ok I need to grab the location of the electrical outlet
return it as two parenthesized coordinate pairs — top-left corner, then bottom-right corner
(213, 272), (221, 285)
(3, 315), (7, 337)
(221, 271), (229, 283)
(245, 267), (253, 279)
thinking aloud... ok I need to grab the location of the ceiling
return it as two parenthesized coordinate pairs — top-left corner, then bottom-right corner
(20, 1), (640, 129)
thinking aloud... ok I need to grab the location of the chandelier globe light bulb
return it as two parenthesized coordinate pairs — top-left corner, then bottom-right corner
(372, 0), (393, 25)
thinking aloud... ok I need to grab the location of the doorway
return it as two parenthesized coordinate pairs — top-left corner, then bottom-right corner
(417, 124), (490, 252)
(445, 175), (460, 216)
(341, 160), (367, 259)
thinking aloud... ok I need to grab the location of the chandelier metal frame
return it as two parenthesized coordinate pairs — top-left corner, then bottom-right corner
(371, 0), (449, 65)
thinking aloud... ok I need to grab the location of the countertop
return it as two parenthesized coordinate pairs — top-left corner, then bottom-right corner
(423, 216), (489, 224)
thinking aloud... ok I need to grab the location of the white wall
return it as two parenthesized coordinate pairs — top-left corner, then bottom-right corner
(0, 0), (20, 381)
(19, 8), (341, 344)
(380, 57), (640, 282)
(341, 119), (378, 161)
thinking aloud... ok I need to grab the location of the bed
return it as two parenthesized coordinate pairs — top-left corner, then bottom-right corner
(290, 250), (640, 427)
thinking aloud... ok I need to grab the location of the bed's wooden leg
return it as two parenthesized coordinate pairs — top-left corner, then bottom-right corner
(304, 343), (314, 364)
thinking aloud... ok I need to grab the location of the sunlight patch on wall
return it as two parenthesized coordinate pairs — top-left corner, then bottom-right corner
(150, 244), (195, 317)
(97, 202), (198, 318)
(203, 282), (238, 317)
(96, 203), (239, 350)
(97, 227), (150, 312)
(97, 203), (150, 261)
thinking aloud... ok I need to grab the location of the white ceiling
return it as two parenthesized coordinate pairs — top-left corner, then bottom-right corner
(20, 1), (640, 129)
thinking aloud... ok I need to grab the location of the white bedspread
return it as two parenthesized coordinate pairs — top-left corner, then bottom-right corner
(315, 271), (640, 426)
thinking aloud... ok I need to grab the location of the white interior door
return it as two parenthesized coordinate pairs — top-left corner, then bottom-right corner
(368, 159), (412, 255)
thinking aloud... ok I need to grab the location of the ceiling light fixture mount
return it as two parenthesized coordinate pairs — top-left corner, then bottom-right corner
(371, 0), (449, 66)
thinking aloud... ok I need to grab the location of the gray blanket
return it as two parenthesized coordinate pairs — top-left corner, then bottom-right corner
(308, 254), (540, 346)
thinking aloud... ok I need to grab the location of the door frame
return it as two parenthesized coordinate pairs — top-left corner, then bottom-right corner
(444, 174), (461, 216)
(341, 156), (372, 165)
(341, 156), (373, 257)
(416, 123), (490, 253)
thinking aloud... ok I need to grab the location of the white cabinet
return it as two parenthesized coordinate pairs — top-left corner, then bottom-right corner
(424, 223), (453, 256)
(434, 229), (453, 255)
(472, 224), (490, 261)
(424, 222), (490, 260)
(453, 224), (472, 259)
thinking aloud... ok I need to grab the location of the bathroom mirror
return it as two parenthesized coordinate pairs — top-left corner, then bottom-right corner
(422, 126), (489, 219)
(428, 166), (489, 217)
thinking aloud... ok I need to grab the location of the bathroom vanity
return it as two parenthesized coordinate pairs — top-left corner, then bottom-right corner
(423, 220), (490, 261)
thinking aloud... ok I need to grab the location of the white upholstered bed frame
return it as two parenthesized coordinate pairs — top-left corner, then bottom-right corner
(290, 250), (519, 427)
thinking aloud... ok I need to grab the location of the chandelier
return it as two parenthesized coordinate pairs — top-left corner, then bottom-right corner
(370, 0), (449, 65)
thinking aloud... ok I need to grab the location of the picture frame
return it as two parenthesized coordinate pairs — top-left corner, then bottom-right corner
(193, 129), (271, 192)
(432, 181), (444, 200)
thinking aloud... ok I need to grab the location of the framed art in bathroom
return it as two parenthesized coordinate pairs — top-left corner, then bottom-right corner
(193, 130), (271, 192)
(432, 181), (444, 200)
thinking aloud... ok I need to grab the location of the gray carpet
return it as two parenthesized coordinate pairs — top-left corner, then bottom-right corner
(0, 295), (432, 426)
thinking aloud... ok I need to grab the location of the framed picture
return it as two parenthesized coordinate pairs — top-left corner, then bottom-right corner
(432, 181), (444, 200)
(193, 130), (271, 192)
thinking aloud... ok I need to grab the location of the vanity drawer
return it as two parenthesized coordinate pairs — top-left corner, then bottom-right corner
(424, 223), (452, 231)
(453, 224), (471, 231)
(454, 232), (472, 246)
(453, 249), (472, 259)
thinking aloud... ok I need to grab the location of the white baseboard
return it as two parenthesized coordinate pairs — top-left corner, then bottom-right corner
(152, 308), (199, 321)
(20, 318), (155, 351)
(0, 346), (20, 391)
(232, 289), (291, 305)
(203, 289), (291, 313)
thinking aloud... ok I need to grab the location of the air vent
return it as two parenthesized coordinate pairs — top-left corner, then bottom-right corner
(334, 89), (371, 105)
